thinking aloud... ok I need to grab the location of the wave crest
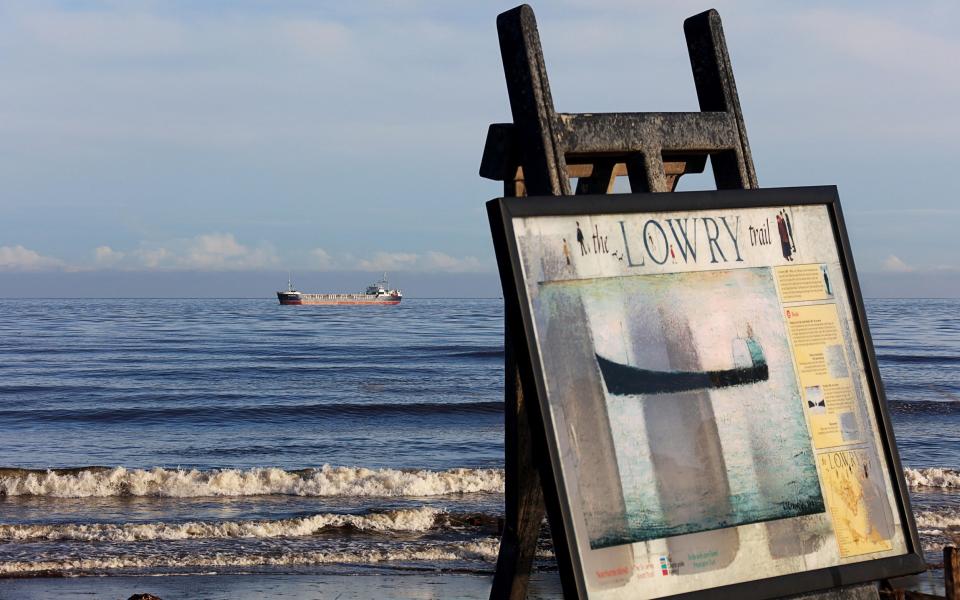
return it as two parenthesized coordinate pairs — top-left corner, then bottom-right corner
(0, 465), (505, 498)
(0, 507), (450, 543)
(0, 539), (505, 575)
(915, 509), (960, 533)
(904, 467), (960, 489)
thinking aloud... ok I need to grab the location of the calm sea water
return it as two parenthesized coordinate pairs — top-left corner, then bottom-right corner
(0, 298), (957, 580)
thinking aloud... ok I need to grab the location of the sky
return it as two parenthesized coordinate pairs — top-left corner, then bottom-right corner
(0, 0), (958, 297)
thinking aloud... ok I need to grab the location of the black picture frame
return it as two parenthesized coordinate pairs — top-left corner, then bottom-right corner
(487, 185), (925, 599)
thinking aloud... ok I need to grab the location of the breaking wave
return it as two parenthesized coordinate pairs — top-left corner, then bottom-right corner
(0, 465), (505, 498)
(0, 538), (505, 575)
(0, 507), (457, 543)
(915, 507), (960, 555)
(904, 467), (960, 489)
(915, 509), (960, 534)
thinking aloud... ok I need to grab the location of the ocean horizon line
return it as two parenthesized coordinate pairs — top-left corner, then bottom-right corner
(1, 296), (955, 300)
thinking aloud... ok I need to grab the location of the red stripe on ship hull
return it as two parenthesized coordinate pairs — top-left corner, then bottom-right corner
(279, 300), (400, 305)
(296, 301), (400, 305)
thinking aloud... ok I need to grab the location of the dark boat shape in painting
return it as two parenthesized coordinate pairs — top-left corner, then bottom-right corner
(596, 336), (768, 396)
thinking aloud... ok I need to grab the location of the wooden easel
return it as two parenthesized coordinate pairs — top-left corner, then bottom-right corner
(479, 5), (884, 599)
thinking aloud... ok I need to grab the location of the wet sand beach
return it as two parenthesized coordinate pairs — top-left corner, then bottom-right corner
(0, 572), (564, 599)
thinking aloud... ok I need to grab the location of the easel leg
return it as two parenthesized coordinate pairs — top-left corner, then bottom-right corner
(491, 320), (546, 600)
(946, 546), (960, 600)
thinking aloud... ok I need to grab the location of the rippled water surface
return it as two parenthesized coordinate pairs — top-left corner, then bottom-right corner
(0, 297), (957, 579)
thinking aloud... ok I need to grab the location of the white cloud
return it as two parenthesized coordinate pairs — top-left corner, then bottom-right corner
(355, 252), (420, 272)
(421, 251), (485, 272)
(353, 250), (488, 272)
(183, 232), (244, 267)
(120, 233), (278, 270)
(310, 247), (334, 269)
(310, 248), (489, 273)
(93, 245), (125, 266)
(134, 247), (171, 269)
(0, 245), (64, 271)
(882, 255), (914, 273)
(1, 240), (488, 274)
(178, 233), (278, 270)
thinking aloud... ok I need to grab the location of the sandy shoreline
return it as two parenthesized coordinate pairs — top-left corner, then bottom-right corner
(0, 572), (564, 599)
(0, 570), (946, 599)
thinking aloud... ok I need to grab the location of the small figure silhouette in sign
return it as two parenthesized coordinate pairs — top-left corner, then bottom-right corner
(576, 222), (587, 256)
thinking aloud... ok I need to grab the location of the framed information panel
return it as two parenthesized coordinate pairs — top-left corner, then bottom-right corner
(488, 186), (924, 599)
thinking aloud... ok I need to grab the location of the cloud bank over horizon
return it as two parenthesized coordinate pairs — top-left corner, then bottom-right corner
(0, 233), (488, 274)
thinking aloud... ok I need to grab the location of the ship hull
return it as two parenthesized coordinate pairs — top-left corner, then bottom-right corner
(277, 292), (401, 306)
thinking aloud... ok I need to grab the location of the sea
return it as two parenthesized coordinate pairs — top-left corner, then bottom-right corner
(0, 298), (957, 594)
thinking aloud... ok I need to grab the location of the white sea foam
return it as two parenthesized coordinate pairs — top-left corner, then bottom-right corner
(0, 465), (505, 498)
(0, 538), (505, 575)
(0, 507), (444, 543)
(922, 539), (949, 554)
(904, 467), (960, 489)
(914, 509), (960, 533)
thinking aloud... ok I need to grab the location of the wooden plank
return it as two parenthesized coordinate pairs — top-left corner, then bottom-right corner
(492, 6), (579, 599)
(481, 124), (709, 184)
(946, 546), (960, 600)
(788, 583), (881, 600)
(490, 326), (546, 600)
(625, 152), (668, 193)
(496, 5), (569, 196)
(568, 158), (706, 179)
(574, 158), (616, 194)
(684, 9), (758, 188)
(491, 7), (565, 598)
(480, 123), (519, 182)
(490, 164), (539, 600)
(559, 111), (739, 155)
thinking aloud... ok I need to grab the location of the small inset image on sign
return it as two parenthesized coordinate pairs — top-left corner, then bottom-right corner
(806, 385), (826, 414)
(826, 345), (849, 379)
(821, 264), (834, 298)
(840, 412), (859, 442)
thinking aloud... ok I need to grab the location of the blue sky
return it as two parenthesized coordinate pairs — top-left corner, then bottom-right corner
(1, 1), (958, 296)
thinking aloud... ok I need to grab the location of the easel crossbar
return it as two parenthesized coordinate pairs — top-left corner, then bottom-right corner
(558, 112), (739, 155)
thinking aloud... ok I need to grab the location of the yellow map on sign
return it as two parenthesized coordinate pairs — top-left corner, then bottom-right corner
(819, 449), (893, 557)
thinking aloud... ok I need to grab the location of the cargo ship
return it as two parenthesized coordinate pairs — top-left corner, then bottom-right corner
(277, 274), (402, 305)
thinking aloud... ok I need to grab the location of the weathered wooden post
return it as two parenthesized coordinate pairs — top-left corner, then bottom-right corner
(946, 546), (960, 600)
(480, 5), (919, 599)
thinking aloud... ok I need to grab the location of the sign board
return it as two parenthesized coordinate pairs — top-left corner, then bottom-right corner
(488, 186), (924, 599)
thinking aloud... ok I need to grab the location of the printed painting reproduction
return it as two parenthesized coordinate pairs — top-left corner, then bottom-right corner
(491, 189), (919, 599)
(538, 268), (824, 549)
